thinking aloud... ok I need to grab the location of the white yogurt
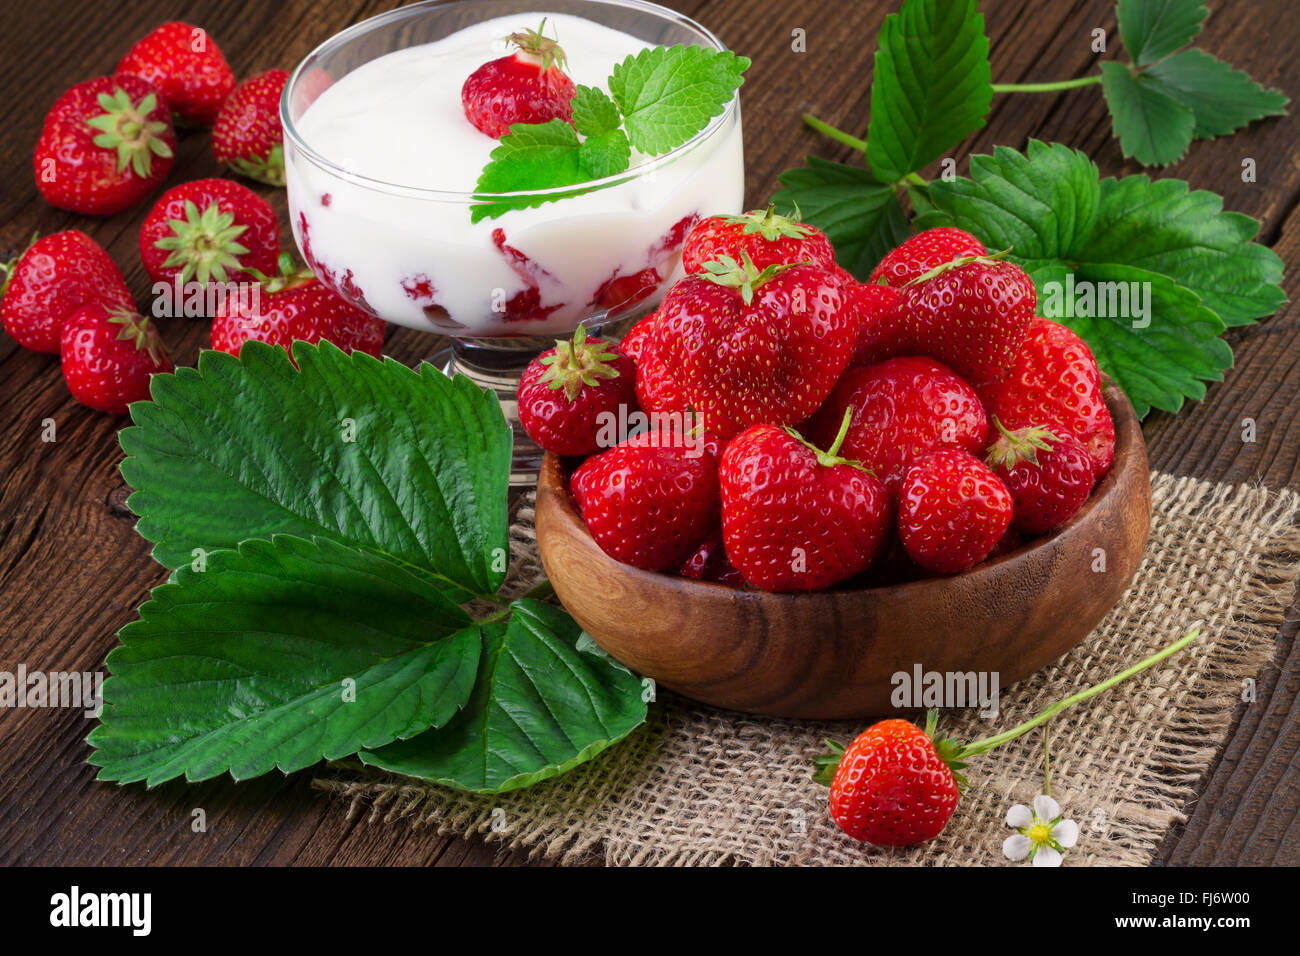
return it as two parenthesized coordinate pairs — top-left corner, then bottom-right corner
(286, 12), (744, 335)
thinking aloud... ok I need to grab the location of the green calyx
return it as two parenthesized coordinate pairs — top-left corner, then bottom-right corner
(226, 143), (286, 188)
(245, 253), (315, 294)
(85, 88), (173, 178)
(811, 738), (845, 787)
(697, 250), (804, 306)
(107, 306), (168, 365)
(0, 232), (39, 301)
(784, 407), (867, 471)
(985, 416), (1059, 471)
(902, 247), (1013, 288)
(923, 708), (971, 791)
(154, 199), (252, 285)
(538, 324), (622, 402)
(719, 204), (813, 242)
(507, 18), (569, 74)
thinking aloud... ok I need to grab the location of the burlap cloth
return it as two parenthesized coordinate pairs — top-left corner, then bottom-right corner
(315, 473), (1300, 865)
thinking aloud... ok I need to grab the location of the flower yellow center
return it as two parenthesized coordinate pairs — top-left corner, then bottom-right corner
(1028, 822), (1053, 846)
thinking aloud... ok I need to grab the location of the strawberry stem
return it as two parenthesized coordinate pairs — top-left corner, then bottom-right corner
(957, 628), (1202, 759)
(991, 74), (1103, 94)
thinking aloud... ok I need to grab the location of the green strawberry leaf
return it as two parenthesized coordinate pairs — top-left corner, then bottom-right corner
(1100, 61), (1196, 166)
(771, 156), (909, 279)
(1141, 48), (1289, 139)
(1085, 174), (1286, 327)
(571, 84), (622, 137)
(866, 0), (992, 182)
(88, 535), (481, 786)
(1116, 0), (1208, 66)
(360, 599), (648, 793)
(912, 140), (1101, 260)
(917, 141), (1279, 415)
(120, 341), (511, 603)
(608, 44), (748, 155)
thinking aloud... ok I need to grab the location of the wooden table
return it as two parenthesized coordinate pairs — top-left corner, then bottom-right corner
(1, 0), (1296, 866)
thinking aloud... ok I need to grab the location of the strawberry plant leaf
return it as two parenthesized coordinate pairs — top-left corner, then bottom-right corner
(120, 341), (511, 602)
(360, 598), (647, 793)
(571, 84), (622, 137)
(1116, 0), (1208, 66)
(1100, 62), (1196, 166)
(608, 44), (748, 155)
(88, 535), (481, 786)
(866, 0), (991, 182)
(771, 157), (908, 278)
(1085, 174), (1286, 327)
(1141, 48), (1289, 139)
(912, 140), (1101, 260)
(916, 141), (1279, 415)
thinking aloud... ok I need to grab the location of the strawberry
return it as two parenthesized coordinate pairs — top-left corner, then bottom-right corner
(679, 529), (747, 586)
(140, 178), (280, 288)
(517, 326), (636, 457)
(844, 279), (902, 366)
(1, 231), (134, 354)
(869, 227), (986, 287)
(570, 429), (720, 572)
(815, 713), (964, 846)
(593, 267), (661, 316)
(116, 22), (235, 126)
(34, 75), (175, 215)
(808, 356), (989, 495)
(461, 21), (575, 139)
(682, 206), (836, 275)
(888, 255), (1036, 385)
(60, 304), (173, 414)
(620, 310), (688, 415)
(719, 413), (892, 592)
(211, 270), (384, 359)
(897, 447), (1013, 574)
(977, 317), (1116, 478)
(986, 420), (1095, 534)
(618, 311), (658, 368)
(213, 69), (290, 186)
(654, 254), (852, 438)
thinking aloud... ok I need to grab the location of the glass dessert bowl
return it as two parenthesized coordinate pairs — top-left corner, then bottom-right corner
(282, 0), (745, 483)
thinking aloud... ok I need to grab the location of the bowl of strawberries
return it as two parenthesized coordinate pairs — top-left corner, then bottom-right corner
(526, 217), (1151, 719)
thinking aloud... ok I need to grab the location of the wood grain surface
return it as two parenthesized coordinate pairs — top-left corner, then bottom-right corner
(0, 0), (1296, 866)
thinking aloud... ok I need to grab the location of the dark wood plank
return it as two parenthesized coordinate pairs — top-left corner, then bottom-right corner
(1, 0), (1296, 867)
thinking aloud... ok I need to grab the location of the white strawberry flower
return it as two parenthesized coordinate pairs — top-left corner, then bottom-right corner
(1002, 794), (1079, 867)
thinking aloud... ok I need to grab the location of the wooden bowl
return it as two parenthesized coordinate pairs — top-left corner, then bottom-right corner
(535, 386), (1150, 719)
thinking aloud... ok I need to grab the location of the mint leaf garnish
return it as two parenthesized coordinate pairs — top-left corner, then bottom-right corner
(571, 84), (621, 137)
(361, 599), (648, 793)
(120, 341), (511, 602)
(866, 0), (991, 182)
(608, 44), (748, 154)
(473, 45), (747, 221)
(1100, 61), (1196, 166)
(1142, 48), (1289, 139)
(771, 157), (908, 279)
(913, 140), (1280, 415)
(1116, 0), (1208, 66)
(88, 535), (481, 785)
(578, 128), (631, 179)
